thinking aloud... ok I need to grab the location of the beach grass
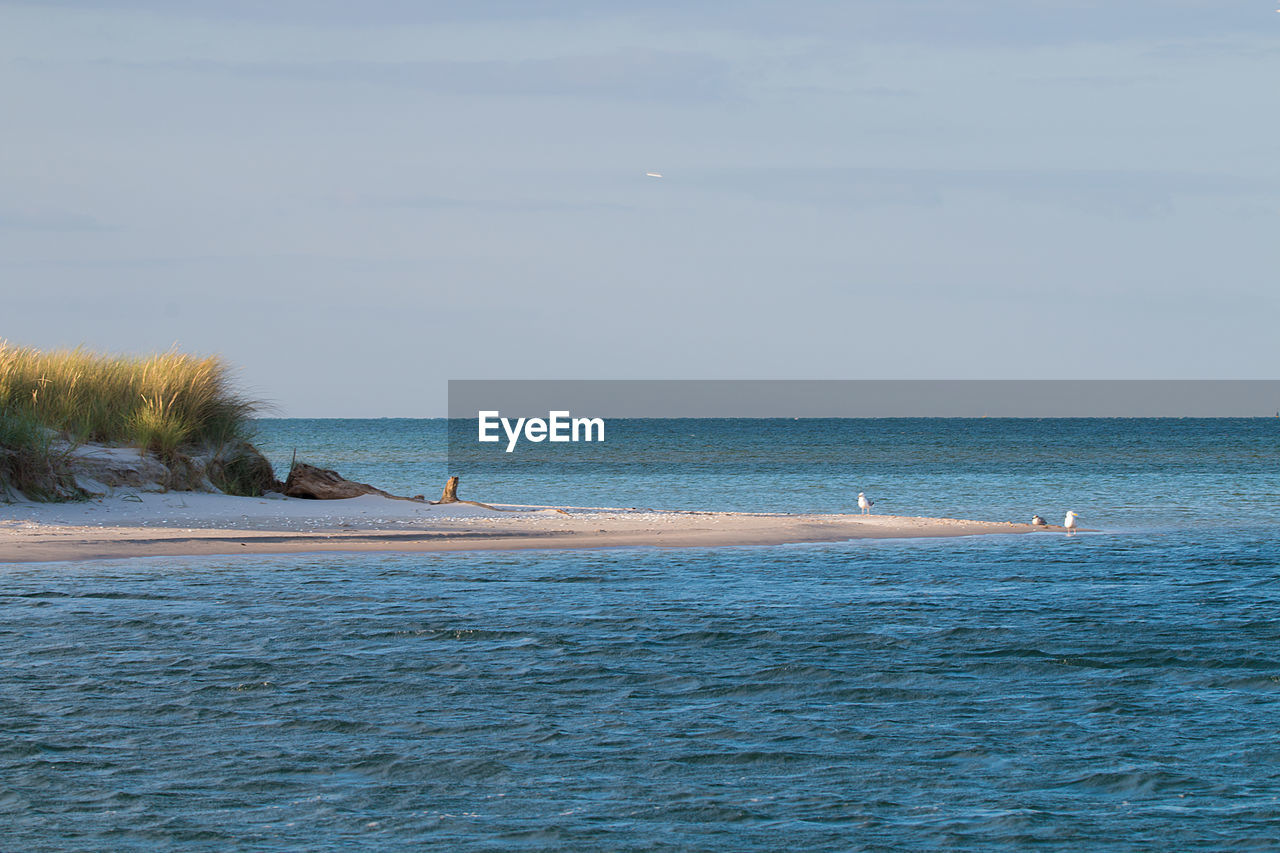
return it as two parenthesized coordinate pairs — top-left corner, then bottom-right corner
(0, 404), (78, 500)
(0, 342), (262, 498)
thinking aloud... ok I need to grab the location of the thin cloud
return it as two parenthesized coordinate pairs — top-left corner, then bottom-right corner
(689, 167), (1277, 217)
(1, 0), (1265, 44)
(379, 194), (636, 214)
(84, 50), (737, 102)
(0, 208), (110, 232)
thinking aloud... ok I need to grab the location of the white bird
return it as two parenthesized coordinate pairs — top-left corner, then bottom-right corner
(1031, 514), (1046, 527)
(645, 172), (663, 178)
(858, 492), (873, 515)
(1064, 511), (1080, 534)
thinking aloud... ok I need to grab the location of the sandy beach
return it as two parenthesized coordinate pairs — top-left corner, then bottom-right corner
(0, 492), (1066, 563)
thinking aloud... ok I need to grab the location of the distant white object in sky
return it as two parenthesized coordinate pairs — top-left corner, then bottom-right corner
(1064, 511), (1080, 533)
(858, 492), (874, 515)
(645, 172), (663, 178)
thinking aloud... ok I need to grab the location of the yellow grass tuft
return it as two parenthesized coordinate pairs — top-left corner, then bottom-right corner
(1, 342), (262, 497)
(0, 342), (257, 448)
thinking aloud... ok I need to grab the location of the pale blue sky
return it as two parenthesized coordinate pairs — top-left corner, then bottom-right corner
(2, 1), (1277, 415)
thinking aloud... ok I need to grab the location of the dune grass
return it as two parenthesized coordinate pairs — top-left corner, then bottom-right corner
(0, 404), (81, 501)
(0, 342), (262, 499)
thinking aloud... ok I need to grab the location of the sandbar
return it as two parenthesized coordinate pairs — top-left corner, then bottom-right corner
(0, 492), (1073, 564)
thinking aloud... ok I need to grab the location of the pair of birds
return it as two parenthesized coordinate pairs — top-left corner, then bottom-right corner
(858, 494), (1081, 532)
(1032, 511), (1081, 532)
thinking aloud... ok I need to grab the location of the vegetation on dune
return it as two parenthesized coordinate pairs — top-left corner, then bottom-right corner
(0, 342), (271, 500)
(0, 343), (256, 449)
(0, 405), (84, 501)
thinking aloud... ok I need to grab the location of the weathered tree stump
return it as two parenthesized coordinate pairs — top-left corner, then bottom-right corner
(437, 475), (460, 504)
(429, 475), (517, 511)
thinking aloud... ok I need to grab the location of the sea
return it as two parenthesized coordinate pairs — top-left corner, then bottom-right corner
(3, 418), (1279, 850)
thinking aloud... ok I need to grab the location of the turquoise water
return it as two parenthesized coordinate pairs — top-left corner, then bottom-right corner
(255, 418), (1279, 530)
(3, 419), (1279, 849)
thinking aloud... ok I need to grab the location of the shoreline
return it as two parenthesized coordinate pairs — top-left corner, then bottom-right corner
(0, 492), (1068, 564)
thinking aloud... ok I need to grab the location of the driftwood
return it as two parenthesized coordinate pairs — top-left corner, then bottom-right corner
(284, 464), (529, 513)
(284, 463), (430, 503)
(284, 463), (395, 500)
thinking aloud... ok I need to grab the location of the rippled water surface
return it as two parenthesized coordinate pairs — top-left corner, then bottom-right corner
(254, 417), (1280, 530)
(4, 419), (1280, 849)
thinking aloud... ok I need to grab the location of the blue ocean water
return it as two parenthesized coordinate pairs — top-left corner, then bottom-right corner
(3, 419), (1279, 850)
(252, 418), (1280, 531)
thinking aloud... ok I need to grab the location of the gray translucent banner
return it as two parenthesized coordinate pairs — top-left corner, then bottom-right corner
(445, 380), (1280, 490)
(449, 380), (1280, 419)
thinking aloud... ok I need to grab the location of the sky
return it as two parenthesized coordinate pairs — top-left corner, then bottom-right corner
(2, 1), (1277, 416)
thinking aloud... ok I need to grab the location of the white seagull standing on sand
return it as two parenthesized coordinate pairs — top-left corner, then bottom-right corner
(1064, 511), (1080, 534)
(858, 492), (874, 515)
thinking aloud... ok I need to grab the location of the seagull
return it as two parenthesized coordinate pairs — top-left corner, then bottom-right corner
(1064, 511), (1080, 534)
(1031, 514), (1047, 527)
(858, 492), (874, 515)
